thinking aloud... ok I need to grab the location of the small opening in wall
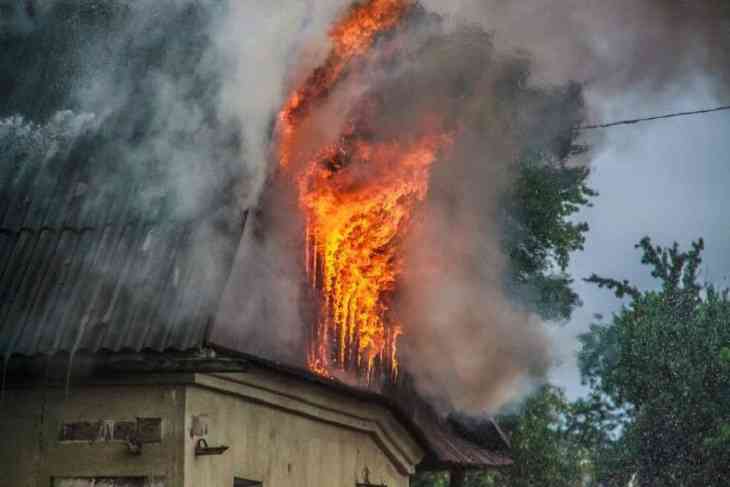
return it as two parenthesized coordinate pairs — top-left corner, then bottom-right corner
(234, 478), (262, 487)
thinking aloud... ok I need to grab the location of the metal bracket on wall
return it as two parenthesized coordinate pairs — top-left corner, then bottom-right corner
(127, 437), (143, 455)
(194, 438), (229, 456)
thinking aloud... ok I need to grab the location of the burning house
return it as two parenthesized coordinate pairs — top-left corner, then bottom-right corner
(1, 4), (514, 485)
(0, 0), (595, 484)
(0, 123), (510, 486)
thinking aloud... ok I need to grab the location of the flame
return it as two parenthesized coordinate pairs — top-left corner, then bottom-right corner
(275, 0), (452, 382)
(278, 0), (411, 169)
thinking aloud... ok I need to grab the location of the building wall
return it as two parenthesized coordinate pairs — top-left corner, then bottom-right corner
(0, 382), (186, 487)
(0, 369), (423, 487)
(184, 372), (420, 487)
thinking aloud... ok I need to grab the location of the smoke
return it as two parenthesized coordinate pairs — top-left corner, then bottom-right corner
(0, 1), (350, 358)
(1, 0), (345, 218)
(388, 20), (568, 413)
(214, 0), (352, 207)
(2, 1), (233, 221)
(421, 1), (730, 111)
(1, 0), (369, 357)
(390, 0), (730, 410)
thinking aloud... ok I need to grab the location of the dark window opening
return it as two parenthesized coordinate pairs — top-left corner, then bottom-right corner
(234, 479), (262, 487)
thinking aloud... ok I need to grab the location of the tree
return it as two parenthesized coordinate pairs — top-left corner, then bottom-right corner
(499, 76), (595, 324)
(504, 150), (595, 321)
(444, 385), (586, 487)
(579, 237), (730, 486)
(487, 386), (587, 486)
(415, 386), (588, 487)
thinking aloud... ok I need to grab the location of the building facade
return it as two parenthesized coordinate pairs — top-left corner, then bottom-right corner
(1, 359), (425, 487)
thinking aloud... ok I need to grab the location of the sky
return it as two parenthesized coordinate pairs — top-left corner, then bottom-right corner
(549, 76), (730, 399)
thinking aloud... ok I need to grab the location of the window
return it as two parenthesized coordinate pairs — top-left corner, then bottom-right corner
(234, 479), (262, 487)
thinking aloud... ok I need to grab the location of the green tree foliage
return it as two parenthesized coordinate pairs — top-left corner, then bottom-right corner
(504, 152), (595, 321)
(482, 385), (587, 487)
(411, 472), (449, 487)
(411, 386), (590, 487)
(579, 238), (730, 486)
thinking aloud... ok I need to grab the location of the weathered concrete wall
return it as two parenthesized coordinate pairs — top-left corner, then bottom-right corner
(184, 371), (420, 487)
(0, 382), (186, 487)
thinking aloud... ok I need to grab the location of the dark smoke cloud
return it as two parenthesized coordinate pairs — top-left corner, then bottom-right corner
(1, 0), (245, 218)
(389, 19), (580, 412)
(423, 1), (730, 104)
(0, 0), (348, 216)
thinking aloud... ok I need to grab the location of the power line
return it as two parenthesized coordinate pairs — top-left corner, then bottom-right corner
(577, 104), (730, 130)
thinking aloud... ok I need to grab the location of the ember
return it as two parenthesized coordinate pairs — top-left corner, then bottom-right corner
(276, 0), (453, 382)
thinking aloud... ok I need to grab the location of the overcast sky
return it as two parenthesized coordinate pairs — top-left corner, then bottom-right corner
(549, 75), (730, 399)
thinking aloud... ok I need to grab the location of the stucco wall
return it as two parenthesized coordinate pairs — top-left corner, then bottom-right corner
(0, 382), (186, 487)
(0, 369), (422, 487)
(184, 373), (417, 487)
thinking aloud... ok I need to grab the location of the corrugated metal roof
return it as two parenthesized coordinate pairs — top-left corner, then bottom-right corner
(0, 126), (245, 358)
(0, 220), (241, 357)
(415, 414), (512, 469)
(389, 385), (512, 469)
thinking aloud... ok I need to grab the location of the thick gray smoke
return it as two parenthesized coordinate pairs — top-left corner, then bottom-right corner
(1, 0), (342, 217)
(388, 21), (577, 413)
(2, 1), (237, 221)
(422, 1), (730, 114)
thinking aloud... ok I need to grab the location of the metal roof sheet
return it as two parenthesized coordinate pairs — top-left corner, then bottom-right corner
(1, 220), (232, 355)
(0, 126), (244, 358)
(0, 218), (242, 358)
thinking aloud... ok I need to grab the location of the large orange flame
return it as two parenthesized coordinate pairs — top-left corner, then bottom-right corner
(278, 0), (411, 169)
(276, 0), (452, 382)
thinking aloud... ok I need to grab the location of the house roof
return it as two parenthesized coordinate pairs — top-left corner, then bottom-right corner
(1, 0), (244, 358)
(0, 121), (244, 359)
